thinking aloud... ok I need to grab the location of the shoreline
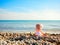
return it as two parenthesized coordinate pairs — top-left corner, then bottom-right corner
(0, 29), (60, 34)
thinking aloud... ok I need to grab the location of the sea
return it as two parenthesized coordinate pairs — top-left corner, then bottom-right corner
(0, 20), (60, 34)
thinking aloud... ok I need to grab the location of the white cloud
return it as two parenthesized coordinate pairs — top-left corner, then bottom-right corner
(0, 8), (60, 20)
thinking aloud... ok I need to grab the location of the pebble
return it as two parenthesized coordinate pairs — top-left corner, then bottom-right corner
(0, 32), (60, 45)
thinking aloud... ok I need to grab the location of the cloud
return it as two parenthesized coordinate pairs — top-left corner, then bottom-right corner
(0, 8), (60, 20)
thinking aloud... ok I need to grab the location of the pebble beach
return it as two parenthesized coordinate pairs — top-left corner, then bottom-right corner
(0, 32), (60, 45)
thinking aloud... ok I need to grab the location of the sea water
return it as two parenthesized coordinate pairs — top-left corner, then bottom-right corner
(0, 20), (60, 34)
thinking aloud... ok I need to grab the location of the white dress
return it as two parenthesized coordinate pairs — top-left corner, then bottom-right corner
(35, 31), (43, 36)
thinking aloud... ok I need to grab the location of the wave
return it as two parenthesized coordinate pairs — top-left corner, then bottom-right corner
(49, 25), (60, 27)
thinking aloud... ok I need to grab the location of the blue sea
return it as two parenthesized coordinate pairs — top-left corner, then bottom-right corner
(0, 20), (60, 34)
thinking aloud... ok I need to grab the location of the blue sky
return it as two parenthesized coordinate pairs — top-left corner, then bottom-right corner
(0, 0), (60, 20)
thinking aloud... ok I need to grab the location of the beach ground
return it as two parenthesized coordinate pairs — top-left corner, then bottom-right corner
(0, 32), (60, 45)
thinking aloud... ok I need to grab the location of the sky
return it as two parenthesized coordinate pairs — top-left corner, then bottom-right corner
(0, 0), (60, 20)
